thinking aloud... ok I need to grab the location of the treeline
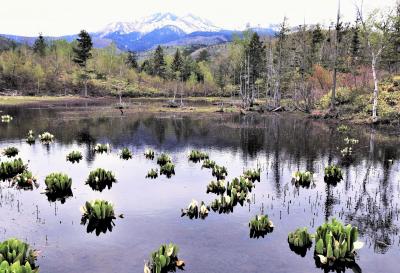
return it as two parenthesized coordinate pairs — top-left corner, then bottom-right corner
(0, 1), (400, 121)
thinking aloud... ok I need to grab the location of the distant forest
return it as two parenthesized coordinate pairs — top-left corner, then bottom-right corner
(0, 2), (400, 122)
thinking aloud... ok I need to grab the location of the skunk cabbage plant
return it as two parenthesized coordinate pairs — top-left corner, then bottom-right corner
(144, 243), (185, 273)
(249, 215), (274, 238)
(2, 147), (19, 158)
(181, 200), (209, 219)
(66, 151), (83, 163)
(120, 148), (132, 160)
(38, 132), (54, 144)
(188, 150), (209, 163)
(324, 165), (343, 185)
(86, 168), (116, 192)
(0, 158), (27, 180)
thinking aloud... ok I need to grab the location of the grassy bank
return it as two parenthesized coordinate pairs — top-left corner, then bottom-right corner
(0, 95), (80, 105)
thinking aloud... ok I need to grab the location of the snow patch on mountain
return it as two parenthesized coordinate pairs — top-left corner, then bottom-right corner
(98, 12), (221, 36)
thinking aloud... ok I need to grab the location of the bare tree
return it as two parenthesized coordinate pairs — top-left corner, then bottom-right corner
(357, 2), (392, 121)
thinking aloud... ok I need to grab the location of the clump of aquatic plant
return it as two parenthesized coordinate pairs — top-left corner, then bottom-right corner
(211, 165), (228, 180)
(188, 150), (209, 163)
(210, 195), (235, 214)
(86, 168), (116, 192)
(202, 159), (216, 169)
(144, 149), (155, 159)
(66, 150), (83, 163)
(336, 124), (349, 133)
(288, 227), (313, 257)
(157, 153), (172, 166)
(144, 243), (185, 273)
(206, 180), (226, 195)
(243, 168), (261, 182)
(44, 173), (73, 203)
(12, 171), (38, 190)
(292, 171), (314, 188)
(0, 260), (38, 273)
(0, 158), (26, 180)
(26, 130), (35, 144)
(249, 214), (274, 238)
(160, 162), (175, 178)
(324, 165), (343, 185)
(340, 147), (353, 158)
(1, 115), (13, 123)
(344, 137), (359, 145)
(227, 176), (254, 197)
(81, 200), (116, 236)
(2, 147), (19, 158)
(146, 169), (158, 179)
(181, 200), (209, 219)
(38, 132), (54, 144)
(314, 218), (363, 267)
(0, 238), (38, 269)
(94, 143), (111, 153)
(120, 147), (132, 160)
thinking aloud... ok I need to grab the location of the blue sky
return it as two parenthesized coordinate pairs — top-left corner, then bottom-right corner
(0, 0), (396, 36)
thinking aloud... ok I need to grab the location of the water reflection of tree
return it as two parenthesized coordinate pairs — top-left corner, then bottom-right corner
(344, 131), (400, 254)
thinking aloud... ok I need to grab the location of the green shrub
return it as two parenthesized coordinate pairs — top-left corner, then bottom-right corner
(2, 147), (19, 158)
(38, 132), (54, 144)
(144, 149), (155, 160)
(86, 168), (116, 192)
(324, 165), (343, 184)
(0, 158), (26, 180)
(314, 219), (363, 266)
(146, 169), (158, 179)
(0, 238), (38, 270)
(181, 200), (209, 219)
(144, 243), (185, 273)
(188, 150), (209, 163)
(206, 180), (226, 195)
(66, 150), (83, 163)
(249, 215), (274, 238)
(120, 148), (132, 160)
(160, 162), (175, 178)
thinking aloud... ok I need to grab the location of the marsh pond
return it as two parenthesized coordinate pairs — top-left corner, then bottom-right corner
(0, 102), (399, 273)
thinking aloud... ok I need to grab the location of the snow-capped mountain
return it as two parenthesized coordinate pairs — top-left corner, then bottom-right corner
(98, 13), (221, 37)
(1, 13), (275, 52)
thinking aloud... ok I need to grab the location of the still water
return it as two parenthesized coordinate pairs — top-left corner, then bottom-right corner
(0, 103), (399, 273)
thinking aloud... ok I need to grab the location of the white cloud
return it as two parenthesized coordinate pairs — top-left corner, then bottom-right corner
(0, 0), (396, 36)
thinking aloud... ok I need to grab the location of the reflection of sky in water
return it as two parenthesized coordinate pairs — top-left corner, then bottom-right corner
(0, 106), (399, 272)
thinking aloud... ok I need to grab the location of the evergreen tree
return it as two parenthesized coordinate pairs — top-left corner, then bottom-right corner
(73, 30), (93, 68)
(171, 49), (183, 78)
(126, 50), (138, 70)
(246, 32), (266, 85)
(152, 45), (166, 79)
(33, 33), (46, 57)
(311, 24), (324, 62)
(73, 30), (93, 96)
(140, 60), (152, 74)
(197, 49), (210, 62)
